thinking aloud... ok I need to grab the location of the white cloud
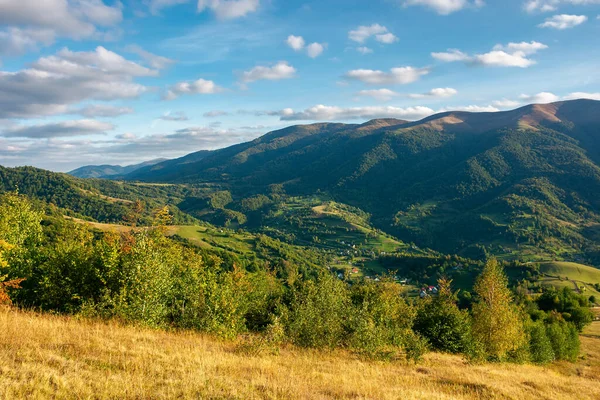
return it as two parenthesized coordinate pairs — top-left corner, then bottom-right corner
(240, 61), (296, 83)
(563, 92), (600, 100)
(409, 87), (458, 98)
(0, 47), (154, 119)
(519, 92), (560, 103)
(492, 99), (522, 108)
(286, 35), (305, 51)
(402, 0), (484, 15)
(74, 104), (134, 117)
(475, 51), (536, 68)
(286, 36), (326, 58)
(0, 28), (55, 58)
(0, 0), (122, 53)
(434, 41), (548, 68)
(443, 105), (499, 112)
(345, 66), (430, 85)
(357, 89), (400, 101)
(349, 24), (388, 43)
(197, 0), (260, 20)
(349, 24), (398, 45)
(306, 43), (325, 58)
(357, 46), (373, 55)
(431, 49), (470, 62)
(275, 105), (436, 121)
(164, 78), (224, 100)
(494, 41), (548, 55)
(375, 33), (399, 44)
(1, 119), (114, 139)
(159, 111), (189, 121)
(524, 0), (600, 13)
(125, 45), (175, 69)
(538, 14), (587, 29)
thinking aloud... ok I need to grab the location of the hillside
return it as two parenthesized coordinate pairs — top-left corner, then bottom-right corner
(68, 159), (168, 179)
(124, 100), (600, 260)
(1, 309), (599, 400)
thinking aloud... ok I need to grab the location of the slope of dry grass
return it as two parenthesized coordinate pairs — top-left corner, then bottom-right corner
(1, 308), (599, 400)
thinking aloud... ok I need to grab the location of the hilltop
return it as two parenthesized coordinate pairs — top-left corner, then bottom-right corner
(123, 99), (600, 260)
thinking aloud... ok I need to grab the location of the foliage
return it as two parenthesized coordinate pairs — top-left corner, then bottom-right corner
(471, 259), (527, 361)
(414, 278), (473, 354)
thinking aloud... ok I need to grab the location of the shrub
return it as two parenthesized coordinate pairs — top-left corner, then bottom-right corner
(414, 278), (473, 354)
(527, 321), (554, 364)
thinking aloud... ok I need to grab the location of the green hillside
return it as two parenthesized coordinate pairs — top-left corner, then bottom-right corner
(123, 100), (600, 261)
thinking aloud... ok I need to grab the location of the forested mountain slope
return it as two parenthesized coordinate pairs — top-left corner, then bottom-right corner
(123, 100), (600, 257)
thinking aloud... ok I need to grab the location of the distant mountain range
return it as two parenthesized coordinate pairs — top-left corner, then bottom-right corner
(123, 99), (600, 256)
(68, 159), (169, 179)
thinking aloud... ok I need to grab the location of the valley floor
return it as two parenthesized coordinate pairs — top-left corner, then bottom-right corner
(1, 308), (599, 399)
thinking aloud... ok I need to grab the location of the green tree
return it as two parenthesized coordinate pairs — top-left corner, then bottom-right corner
(414, 278), (472, 354)
(471, 259), (526, 360)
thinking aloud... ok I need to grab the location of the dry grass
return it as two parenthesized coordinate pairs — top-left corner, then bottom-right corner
(1, 308), (599, 400)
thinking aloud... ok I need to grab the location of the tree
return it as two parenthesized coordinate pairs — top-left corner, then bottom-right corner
(471, 259), (526, 360)
(414, 278), (472, 354)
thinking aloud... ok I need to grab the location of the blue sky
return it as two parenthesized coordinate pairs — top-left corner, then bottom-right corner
(0, 0), (599, 171)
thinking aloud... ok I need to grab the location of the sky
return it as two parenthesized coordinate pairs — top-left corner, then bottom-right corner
(0, 0), (599, 171)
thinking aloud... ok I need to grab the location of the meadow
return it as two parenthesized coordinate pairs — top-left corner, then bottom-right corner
(1, 308), (599, 400)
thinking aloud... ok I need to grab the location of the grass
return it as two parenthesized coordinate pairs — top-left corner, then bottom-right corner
(539, 261), (600, 284)
(1, 308), (600, 400)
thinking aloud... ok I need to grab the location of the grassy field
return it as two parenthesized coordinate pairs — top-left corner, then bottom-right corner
(539, 261), (600, 283)
(1, 308), (599, 400)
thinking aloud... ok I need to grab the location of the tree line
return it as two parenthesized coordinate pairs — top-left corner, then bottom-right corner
(0, 192), (593, 363)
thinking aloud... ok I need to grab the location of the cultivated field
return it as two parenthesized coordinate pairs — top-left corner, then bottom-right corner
(1, 308), (599, 400)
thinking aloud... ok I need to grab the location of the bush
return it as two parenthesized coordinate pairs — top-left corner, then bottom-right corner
(527, 321), (554, 364)
(414, 279), (473, 354)
(286, 272), (350, 348)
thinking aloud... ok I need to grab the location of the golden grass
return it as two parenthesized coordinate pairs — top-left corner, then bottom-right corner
(1, 308), (600, 400)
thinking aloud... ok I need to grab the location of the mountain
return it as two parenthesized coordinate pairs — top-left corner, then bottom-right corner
(124, 99), (600, 258)
(68, 158), (169, 179)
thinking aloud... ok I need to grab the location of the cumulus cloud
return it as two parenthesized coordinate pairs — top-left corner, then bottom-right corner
(1, 119), (114, 139)
(159, 111), (189, 121)
(273, 105), (435, 121)
(125, 45), (175, 69)
(563, 92), (600, 100)
(345, 67), (430, 85)
(402, 0), (484, 15)
(197, 0), (260, 20)
(0, 0), (122, 55)
(519, 92), (560, 103)
(286, 35), (305, 51)
(409, 87), (458, 99)
(356, 89), (400, 101)
(492, 99), (522, 108)
(0, 28), (55, 58)
(306, 43), (325, 58)
(240, 61), (296, 83)
(164, 78), (223, 100)
(375, 33), (399, 44)
(74, 104), (134, 117)
(348, 24), (398, 53)
(538, 14), (587, 29)
(431, 49), (470, 62)
(432, 41), (548, 68)
(524, 0), (600, 13)
(285, 35), (326, 58)
(0, 47), (155, 119)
